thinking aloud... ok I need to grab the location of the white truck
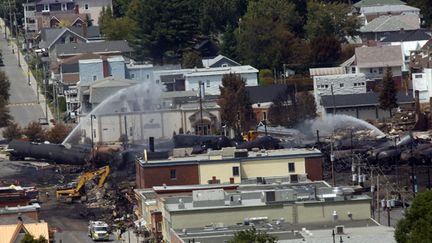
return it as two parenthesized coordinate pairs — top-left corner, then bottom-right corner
(88, 221), (110, 241)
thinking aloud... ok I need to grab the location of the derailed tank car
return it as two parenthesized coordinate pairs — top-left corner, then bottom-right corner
(7, 139), (91, 165)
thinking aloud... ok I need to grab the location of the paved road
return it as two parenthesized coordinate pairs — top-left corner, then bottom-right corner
(0, 29), (46, 127)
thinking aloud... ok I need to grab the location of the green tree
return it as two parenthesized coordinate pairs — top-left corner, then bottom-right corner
(199, 0), (247, 35)
(2, 122), (22, 141)
(245, 0), (302, 33)
(268, 86), (297, 127)
(309, 35), (342, 67)
(407, 0), (432, 28)
(259, 69), (274, 85)
(23, 121), (46, 142)
(21, 233), (48, 243)
(229, 228), (277, 243)
(218, 73), (255, 134)
(379, 67), (398, 117)
(0, 97), (11, 127)
(296, 91), (317, 121)
(181, 50), (203, 68)
(305, 0), (359, 42)
(98, 6), (114, 35)
(103, 17), (137, 43)
(112, 0), (131, 17)
(395, 190), (432, 243)
(237, 17), (305, 70)
(0, 71), (11, 102)
(220, 25), (238, 60)
(127, 0), (200, 62)
(45, 123), (72, 144)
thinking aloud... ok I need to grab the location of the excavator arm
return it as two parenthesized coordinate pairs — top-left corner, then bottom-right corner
(56, 166), (110, 202)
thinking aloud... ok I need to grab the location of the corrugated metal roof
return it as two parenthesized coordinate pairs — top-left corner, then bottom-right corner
(309, 67), (346, 77)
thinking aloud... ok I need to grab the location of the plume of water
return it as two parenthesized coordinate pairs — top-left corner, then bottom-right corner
(62, 81), (163, 145)
(296, 114), (385, 138)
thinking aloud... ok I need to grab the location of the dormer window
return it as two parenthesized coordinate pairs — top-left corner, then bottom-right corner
(44, 4), (49, 11)
(62, 3), (66, 10)
(84, 4), (89, 10)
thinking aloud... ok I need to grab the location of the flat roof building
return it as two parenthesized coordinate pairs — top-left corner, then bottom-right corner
(135, 148), (323, 189)
(136, 182), (373, 242)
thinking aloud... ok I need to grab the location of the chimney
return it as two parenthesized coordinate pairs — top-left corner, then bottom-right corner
(149, 137), (155, 152)
(82, 22), (88, 38)
(74, 4), (79, 14)
(229, 177), (234, 184)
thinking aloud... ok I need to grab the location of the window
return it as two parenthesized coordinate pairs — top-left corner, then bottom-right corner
(324, 85), (328, 88)
(378, 67), (383, 74)
(170, 169), (176, 180)
(339, 83), (344, 88)
(221, 63), (228, 67)
(44, 4), (49, 10)
(130, 73), (135, 78)
(415, 74), (423, 79)
(288, 163), (295, 173)
(351, 67), (356, 73)
(369, 68), (373, 73)
(263, 111), (267, 120)
(147, 74), (150, 79)
(206, 80), (210, 88)
(84, 4), (89, 10)
(62, 3), (66, 10)
(92, 75), (97, 81)
(354, 83), (357, 86)
(232, 166), (239, 177)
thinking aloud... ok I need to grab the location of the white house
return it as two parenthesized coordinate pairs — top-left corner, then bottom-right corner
(380, 29), (432, 72)
(412, 69), (432, 102)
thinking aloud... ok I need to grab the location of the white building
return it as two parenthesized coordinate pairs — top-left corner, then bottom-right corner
(412, 69), (432, 102)
(313, 73), (367, 114)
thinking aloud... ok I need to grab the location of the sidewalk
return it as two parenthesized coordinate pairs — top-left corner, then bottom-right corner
(0, 18), (54, 125)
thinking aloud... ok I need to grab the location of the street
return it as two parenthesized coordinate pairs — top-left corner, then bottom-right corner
(0, 27), (46, 127)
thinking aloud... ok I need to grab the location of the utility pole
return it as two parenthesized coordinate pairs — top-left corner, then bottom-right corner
(90, 114), (95, 164)
(377, 174), (380, 224)
(198, 81), (204, 135)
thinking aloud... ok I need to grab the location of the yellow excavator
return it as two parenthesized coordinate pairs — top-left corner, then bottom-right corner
(56, 166), (110, 203)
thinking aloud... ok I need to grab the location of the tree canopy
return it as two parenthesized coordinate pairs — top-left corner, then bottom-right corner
(378, 67), (398, 117)
(228, 228), (277, 243)
(395, 190), (432, 243)
(218, 73), (255, 134)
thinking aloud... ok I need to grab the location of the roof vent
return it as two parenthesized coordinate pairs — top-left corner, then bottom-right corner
(178, 198), (185, 209)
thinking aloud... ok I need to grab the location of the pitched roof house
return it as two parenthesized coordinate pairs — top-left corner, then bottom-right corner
(360, 15), (420, 41)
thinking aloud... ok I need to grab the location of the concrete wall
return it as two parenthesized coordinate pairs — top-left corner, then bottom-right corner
(241, 157), (305, 179)
(79, 60), (104, 86)
(199, 161), (241, 184)
(296, 199), (371, 223)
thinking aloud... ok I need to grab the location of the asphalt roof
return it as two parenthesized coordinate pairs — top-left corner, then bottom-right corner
(246, 84), (293, 104)
(55, 40), (133, 56)
(380, 29), (432, 42)
(68, 26), (101, 39)
(360, 4), (419, 14)
(360, 15), (420, 33)
(355, 45), (402, 68)
(354, 0), (406, 8)
(321, 92), (414, 108)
